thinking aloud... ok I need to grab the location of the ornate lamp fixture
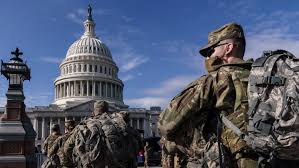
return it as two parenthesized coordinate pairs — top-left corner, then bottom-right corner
(1, 47), (31, 90)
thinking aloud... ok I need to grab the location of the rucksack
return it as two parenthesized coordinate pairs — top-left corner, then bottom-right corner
(72, 113), (132, 168)
(222, 50), (299, 160)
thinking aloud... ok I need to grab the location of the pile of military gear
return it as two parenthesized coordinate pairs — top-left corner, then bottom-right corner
(64, 111), (141, 168)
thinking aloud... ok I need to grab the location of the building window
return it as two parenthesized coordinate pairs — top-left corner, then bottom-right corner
(102, 82), (106, 97)
(95, 65), (97, 72)
(95, 82), (99, 96)
(78, 64), (81, 72)
(107, 83), (111, 97)
(109, 68), (111, 75)
(74, 65), (76, 72)
(104, 67), (107, 74)
(100, 66), (102, 73)
(84, 65), (87, 72)
(77, 82), (80, 96)
(89, 65), (92, 72)
(83, 81), (87, 96)
(89, 81), (92, 96)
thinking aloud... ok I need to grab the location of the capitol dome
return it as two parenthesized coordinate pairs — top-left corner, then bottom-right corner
(53, 6), (127, 109)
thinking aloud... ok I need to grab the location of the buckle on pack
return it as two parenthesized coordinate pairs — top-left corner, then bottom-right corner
(262, 76), (286, 85)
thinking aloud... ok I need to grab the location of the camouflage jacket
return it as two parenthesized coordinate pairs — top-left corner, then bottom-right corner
(158, 57), (253, 157)
(43, 133), (61, 155)
(48, 132), (72, 166)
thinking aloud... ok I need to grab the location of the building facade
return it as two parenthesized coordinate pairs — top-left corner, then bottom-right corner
(0, 6), (161, 151)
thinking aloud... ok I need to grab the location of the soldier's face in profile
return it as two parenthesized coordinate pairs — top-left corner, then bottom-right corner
(207, 42), (227, 59)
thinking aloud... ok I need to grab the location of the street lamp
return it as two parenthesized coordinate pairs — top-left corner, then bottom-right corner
(1, 47), (31, 90)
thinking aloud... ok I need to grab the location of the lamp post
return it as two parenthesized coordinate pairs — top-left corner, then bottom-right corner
(0, 48), (36, 168)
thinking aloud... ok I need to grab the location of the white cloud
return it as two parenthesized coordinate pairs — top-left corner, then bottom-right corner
(145, 75), (197, 96)
(105, 33), (149, 72)
(122, 74), (135, 82)
(245, 10), (299, 59)
(121, 15), (133, 22)
(158, 40), (205, 72)
(41, 57), (62, 64)
(66, 13), (82, 24)
(125, 97), (169, 109)
(121, 56), (149, 72)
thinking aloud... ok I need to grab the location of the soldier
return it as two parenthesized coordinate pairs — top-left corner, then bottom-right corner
(41, 124), (62, 168)
(63, 101), (109, 168)
(43, 124), (62, 156)
(158, 23), (258, 168)
(48, 120), (76, 168)
(64, 101), (139, 168)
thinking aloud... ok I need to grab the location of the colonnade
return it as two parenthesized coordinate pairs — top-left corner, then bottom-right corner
(33, 116), (147, 140)
(55, 80), (123, 100)
(33, 116), (88, 140)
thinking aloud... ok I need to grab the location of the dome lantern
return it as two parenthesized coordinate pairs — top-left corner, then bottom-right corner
(81, 4), (97, 39)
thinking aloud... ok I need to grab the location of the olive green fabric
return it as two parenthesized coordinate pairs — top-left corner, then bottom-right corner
(199, 23), (245, 57)
(158, 57), (254, 167)
(48, 132), (73, 168)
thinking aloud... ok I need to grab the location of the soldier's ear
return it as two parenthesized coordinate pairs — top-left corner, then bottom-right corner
(225, 43), (234, 55)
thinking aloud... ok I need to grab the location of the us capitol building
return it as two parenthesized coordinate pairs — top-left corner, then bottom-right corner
(0, 6), (161, 150)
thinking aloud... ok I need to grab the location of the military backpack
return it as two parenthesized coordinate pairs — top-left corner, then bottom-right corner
(72, 113), (134, 168)
(222, 50), (299, 160)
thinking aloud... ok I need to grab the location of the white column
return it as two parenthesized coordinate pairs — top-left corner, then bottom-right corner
(34, 118), (38, 136)
(130, 119), (133, 127)
(74, 81), (77, 96)
(59, 84), (61, 98)
(93, 81), (95, 96)
(80, 81), (83, 96)
(106, 83), (108, 97)
(64, 83), (67, 97)
(42, 117), (46, 140)
(137, 118), (140, 129)
(87, 80), (90, 96)
(50, 117), (53, 134)
(99, 82), (102, 97)
(110, 84), (113, 98)
(68, 81), (71, 97)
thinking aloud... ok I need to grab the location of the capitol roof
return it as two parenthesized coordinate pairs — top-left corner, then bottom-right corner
(65, 6), (112, 59)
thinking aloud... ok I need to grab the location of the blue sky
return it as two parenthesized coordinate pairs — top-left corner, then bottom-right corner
(1, 0), (299, 109)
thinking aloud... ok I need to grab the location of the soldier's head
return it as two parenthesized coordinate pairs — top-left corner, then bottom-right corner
(93, 100), (109, 116)
(119, 111), (130, 123)
(51, 124), (60, 134)
(199, 23), (246, 63)
(65, 120), (75, 133)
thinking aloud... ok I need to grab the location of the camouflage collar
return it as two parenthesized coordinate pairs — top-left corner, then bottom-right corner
(205, 57), (253, 73)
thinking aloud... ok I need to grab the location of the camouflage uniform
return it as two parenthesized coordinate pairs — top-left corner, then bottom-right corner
(43, 124), (62, 156)
(48, 120), (76, 168)
(42, 124), (62, 168)
(158, 23), (258, 168)
(161, 137), (187, 168)
(63, 101), (141, 168)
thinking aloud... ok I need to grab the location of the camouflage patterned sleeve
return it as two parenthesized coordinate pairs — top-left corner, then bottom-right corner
(42, 137), (49, 154)
(63, 130), (77, 163)
(158, 75), (214, 141)
(48, 136), (62, 157)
